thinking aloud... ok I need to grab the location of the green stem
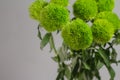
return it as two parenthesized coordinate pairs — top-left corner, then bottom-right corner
(50, 33), (58, 55)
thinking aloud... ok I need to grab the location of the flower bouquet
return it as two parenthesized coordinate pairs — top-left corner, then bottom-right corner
(28, 0), (120, 80)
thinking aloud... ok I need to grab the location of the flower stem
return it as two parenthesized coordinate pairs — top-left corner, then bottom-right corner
(50, 33), (58, 55)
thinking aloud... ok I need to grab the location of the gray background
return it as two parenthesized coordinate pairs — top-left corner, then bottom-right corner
(0, 0), (120, 80)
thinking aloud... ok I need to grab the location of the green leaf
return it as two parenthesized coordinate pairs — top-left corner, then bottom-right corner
(40, 33), (51, 49)
(71, 56), (78, 69)
(49, 36), (53, 52)
(98, 48), (110, 67)
(37, 24), (42, 40)
(98, 48), (115, 80)
(65, 67), (71, 79)
(97, 47), (116, 79)
(106, 66), (115, 80)
(56, 71), (64, 80)
(94, 69), (101, 80)
(52, 56), (59, 62)
(111, 48), (117, 61)
(83, 62), (90, 70)
(57, 47), (66, 62)
(56, 63), (65, 80)
(112, 32), (120, 45)
(78, 72), (87, 80)
(97, 60), (104, 70)
(71, 57), (79, 79)
(57, 43), (69, 62)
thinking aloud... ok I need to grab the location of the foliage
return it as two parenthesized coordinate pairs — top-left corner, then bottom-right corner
(29, 0), (120, 80)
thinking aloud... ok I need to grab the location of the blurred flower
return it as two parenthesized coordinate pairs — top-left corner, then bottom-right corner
(29, 0), (48, 21)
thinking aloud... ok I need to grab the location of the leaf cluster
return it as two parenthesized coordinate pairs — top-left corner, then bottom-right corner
(37, 24), (120, 80)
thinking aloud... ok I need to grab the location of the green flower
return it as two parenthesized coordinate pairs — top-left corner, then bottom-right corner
(29, 0), (48, 21)
(96, 0), (114, 12)
(61, 18), (93, 50)
(73, 0), (98, 20)
(96, 11), (120, 31)
(92, 19), (114, 44)
(50, 0), (68, 7)
(40, 3), (70, 32)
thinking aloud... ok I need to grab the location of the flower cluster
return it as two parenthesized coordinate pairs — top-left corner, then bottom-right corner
(29, 0), (120, 50)
(29, 0), (120, 80)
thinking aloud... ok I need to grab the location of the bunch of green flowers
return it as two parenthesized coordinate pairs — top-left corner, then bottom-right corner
(29, 0), (120, 80)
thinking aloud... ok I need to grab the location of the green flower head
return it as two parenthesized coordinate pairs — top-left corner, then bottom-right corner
(96, 0), (114, 12)
(96, 11), (120, 31)
(92, 19), (114, 44)
(50, 0), (69, 7)
(73, 0), (98, 20)
(40, 3), (70, 32)
(29, 0), (48, 21)
(61, 18), (93, 50)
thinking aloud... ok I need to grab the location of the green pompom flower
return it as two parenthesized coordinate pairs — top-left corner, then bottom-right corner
(92, 19), (114, 44)
(96, 0), (114, 12)
(96, 11), (120, 30)
(40, 3), (70, 32)
(61, 18), (93, 50)
(50, 0), (68, 7)
(29, 0), (48, 21)
(73, 0), (98, 20)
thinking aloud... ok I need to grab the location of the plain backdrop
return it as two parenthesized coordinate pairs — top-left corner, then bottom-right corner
(0, 0), (120, 80)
